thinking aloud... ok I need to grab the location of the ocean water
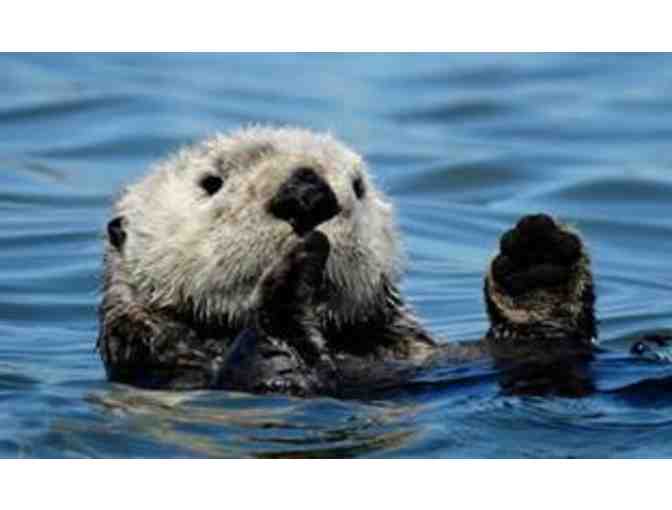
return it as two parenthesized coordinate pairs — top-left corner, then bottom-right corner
(1, 52), (671, 458)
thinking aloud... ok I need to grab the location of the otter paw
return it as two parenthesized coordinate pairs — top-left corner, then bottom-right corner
(491, 214), (582, 297)
(631, 334), (672, 363)
(257, 230), (330, 341)
(101, 309), (159, 365)
(218, 328), (320, 395)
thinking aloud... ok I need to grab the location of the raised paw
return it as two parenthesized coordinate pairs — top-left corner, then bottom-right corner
(491, 214), (582, 297)
(484, 214), (597, 349)
(213, 230), (335, 395)
(256, 230), (330, 355)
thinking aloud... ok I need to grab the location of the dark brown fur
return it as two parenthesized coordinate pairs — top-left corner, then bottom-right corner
(98, 210), (600, 397)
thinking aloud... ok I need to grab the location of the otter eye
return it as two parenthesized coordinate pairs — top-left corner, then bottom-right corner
(200, 174), (223, 196)
(352, 176), (365, 199)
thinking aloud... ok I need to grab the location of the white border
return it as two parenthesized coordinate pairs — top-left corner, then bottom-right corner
(1, 1), (672, 51)
(2, 460), (669, 509)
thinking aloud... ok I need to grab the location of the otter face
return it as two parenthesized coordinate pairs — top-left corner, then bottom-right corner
(110, 127), (401, 328)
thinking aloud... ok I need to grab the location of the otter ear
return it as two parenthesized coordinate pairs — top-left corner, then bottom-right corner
(107, 216), (127, 251)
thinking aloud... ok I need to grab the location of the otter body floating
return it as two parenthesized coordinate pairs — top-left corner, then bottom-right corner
(98, 127), (601, 397)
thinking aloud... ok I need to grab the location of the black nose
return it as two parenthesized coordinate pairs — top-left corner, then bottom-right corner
(267, 167), (341, 236)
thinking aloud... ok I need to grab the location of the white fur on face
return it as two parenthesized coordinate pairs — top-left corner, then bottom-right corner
(112, 127), (403, 327)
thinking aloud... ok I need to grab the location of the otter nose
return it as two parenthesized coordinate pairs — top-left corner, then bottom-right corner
(267, 167), (341, 236)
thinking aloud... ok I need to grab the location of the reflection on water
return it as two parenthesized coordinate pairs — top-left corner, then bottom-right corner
(1, 53), (672, 457)
(81, 388), (420, 458)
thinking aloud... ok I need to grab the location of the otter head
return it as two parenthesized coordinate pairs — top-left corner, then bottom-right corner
(106, 127), (401, 330)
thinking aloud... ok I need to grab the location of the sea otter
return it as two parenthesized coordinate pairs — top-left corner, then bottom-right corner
(98, 127), (597, 396)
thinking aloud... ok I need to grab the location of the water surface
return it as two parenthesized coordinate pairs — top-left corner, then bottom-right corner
(1, 53), (671, 458)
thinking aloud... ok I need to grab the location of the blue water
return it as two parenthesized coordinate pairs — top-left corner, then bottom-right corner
(1, 53), (672, 458)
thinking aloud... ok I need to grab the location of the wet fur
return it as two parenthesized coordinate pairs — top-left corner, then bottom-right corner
(98, 127), (598, 396)
(113, 128), (402, 330)
(98, 127), (436, 392)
